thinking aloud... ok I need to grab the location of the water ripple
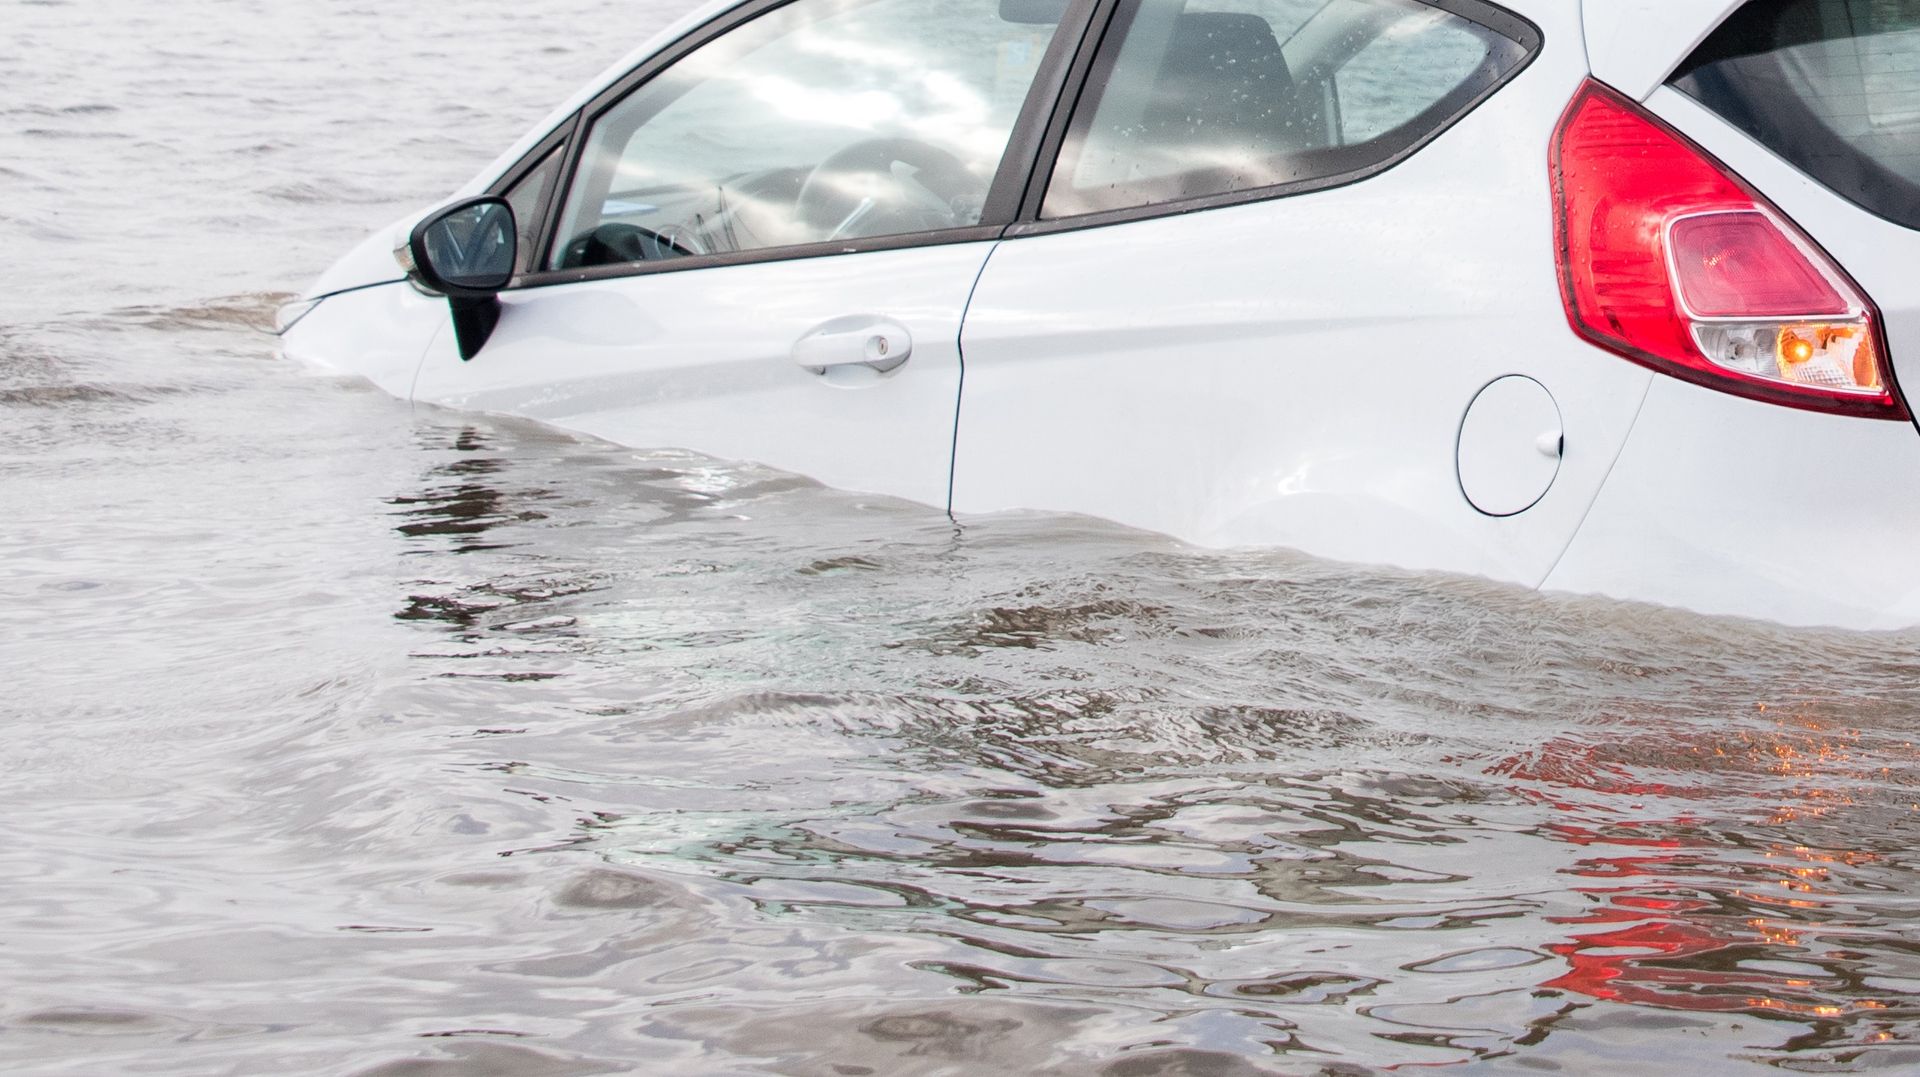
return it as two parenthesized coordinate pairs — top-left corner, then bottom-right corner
(5, 0), (1920, 1074)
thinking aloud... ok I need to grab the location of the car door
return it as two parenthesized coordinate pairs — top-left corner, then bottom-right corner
(950, 0), (1653, 586)
(411, 0), (1085, 508)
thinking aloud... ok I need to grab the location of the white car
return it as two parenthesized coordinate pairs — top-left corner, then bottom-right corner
(280, 0), (1920, 630)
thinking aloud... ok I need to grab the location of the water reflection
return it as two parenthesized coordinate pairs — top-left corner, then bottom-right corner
(382, 445), (1920, 1069)
(387, 429), (543, 555)
(7, 0), (1920, 1068)
(9, 302), (1920, 1072)
(1492, 708), (1920, 1065)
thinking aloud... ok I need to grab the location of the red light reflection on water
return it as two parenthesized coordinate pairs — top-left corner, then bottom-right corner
(1492, 716), (1904, 1023)
(1540, 887), (1888, 1018)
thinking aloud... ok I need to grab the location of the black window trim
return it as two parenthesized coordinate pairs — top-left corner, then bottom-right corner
(1007, 0), (1543, 238)
(493, 124), (578, 275)
(487, 0), (1541, 288)
(491, 0), (1108, 293)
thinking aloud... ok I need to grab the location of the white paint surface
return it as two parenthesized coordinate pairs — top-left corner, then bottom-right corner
(1581, 0), (1744, 100)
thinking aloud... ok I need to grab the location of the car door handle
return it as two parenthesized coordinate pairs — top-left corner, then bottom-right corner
(792, 316), (913, 382)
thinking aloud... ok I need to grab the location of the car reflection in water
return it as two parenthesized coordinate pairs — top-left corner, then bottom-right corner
(387, 429), (541, 555)
(1497, 714), (1914, 1054)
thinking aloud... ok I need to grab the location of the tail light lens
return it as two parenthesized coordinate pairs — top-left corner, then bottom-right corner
(1551, 80), (1906, 420)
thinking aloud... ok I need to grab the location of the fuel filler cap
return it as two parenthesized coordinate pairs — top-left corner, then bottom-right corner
(1457, 375), (1564, 517)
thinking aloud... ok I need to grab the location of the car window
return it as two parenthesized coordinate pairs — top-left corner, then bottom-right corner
(1042, 0), (1532, 218)
(1671, 0), (1920, 231)
(550, 0), (1068, 271)
(502, 147), (561, 274)
(1327, 3), (1500, 142)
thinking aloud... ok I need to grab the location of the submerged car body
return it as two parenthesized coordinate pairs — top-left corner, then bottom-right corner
(281, 0), (1920, 630)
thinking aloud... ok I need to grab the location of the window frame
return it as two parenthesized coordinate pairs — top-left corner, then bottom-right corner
(489, 0), (1107, 292)
(486, 0), (1541, 288)
(1008, 0), (1543, 236)
(496, 134), (574, 275)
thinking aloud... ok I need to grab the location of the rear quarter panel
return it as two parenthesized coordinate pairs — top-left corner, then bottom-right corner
(1541, 82), (1920, 629)
(954, 2), (1656, 587)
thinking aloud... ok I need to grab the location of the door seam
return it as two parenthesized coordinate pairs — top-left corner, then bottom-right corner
(949, 240), (1004, 517)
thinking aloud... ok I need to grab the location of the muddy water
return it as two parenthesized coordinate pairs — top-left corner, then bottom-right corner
(5, 2), (1920, 1074)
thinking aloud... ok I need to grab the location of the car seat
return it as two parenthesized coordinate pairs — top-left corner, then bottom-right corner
(1140, 11), (1298, 155)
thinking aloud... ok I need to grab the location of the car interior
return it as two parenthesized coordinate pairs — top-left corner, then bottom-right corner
(549, 0), (1503, 270)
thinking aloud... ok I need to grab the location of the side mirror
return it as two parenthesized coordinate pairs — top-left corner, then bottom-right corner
(405, 197), (517, 360)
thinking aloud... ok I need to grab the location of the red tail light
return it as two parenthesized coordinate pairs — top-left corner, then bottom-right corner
(1551, 80), (1906, 420)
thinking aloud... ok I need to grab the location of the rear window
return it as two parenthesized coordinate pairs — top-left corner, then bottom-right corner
(1672, 0), (1920, 230)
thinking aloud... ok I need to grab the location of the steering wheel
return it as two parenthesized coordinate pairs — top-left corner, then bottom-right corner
(794, 138), (986, 242)
(561, 221), (703, 269)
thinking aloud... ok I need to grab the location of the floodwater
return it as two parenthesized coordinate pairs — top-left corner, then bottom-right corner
(4, 1), (1920, 1074)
